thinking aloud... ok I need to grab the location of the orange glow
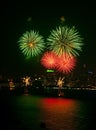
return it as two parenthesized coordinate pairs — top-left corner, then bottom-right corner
(48, 59), (55, 64)
(60, 16), (65, 22)
(41, 51), (58, 69)
(28, 42), (34, 48)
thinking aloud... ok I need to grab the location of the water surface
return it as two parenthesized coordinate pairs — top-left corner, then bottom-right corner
(0, 94), (96, 130)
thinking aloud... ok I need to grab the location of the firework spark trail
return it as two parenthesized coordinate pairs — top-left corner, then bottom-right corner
(41, 51), (76, 74)
(41, 51), (58, 69)
(18, 30), (45, 59)
(47, 26), (83, 57)
(56, 53), (77, 73)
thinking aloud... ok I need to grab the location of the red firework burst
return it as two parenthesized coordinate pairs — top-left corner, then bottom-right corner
(56, 53), (76, 73)
(41, 51), (58, 69)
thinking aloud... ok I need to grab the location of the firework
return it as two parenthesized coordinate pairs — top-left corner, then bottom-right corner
(47, 25), (83, 57)
(56, 53), (76, 74)
(41, 51), (58, 69)
(18, 30), (45, 58)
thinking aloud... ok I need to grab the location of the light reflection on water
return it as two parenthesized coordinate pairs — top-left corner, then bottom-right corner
(0, 95), (96, 130)
(39, 97), (85, 130)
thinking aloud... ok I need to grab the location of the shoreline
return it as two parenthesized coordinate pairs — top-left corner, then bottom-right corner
(0, 85), (96, 100)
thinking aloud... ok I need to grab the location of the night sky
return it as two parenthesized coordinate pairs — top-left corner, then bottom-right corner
(0, 1), (96, 76)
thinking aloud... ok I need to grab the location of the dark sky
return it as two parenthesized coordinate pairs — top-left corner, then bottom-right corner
(0, 1), (96, 76)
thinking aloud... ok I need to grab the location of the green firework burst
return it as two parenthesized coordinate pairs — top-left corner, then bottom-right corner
(18, 30), (45, 58)
(47, 26), (83, 57)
